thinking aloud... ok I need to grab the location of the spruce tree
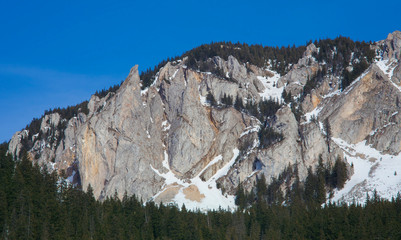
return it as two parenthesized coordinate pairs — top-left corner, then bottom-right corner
(206, 92), (216, 106)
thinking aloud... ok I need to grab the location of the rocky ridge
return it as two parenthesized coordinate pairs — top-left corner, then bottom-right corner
(8, 31), (401, 209)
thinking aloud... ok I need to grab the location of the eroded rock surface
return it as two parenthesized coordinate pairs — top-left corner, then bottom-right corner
(8, 31), (401, 208)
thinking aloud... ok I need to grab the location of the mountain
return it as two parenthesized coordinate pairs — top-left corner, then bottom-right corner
(7, 31), (401, 210)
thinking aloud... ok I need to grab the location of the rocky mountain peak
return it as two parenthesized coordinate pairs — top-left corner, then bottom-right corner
(8, 32), (401, 209)
(303, 43), (318, 58)
(381, 30), (401, 60)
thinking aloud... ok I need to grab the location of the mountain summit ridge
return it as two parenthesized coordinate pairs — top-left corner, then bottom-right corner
(8, 31), (401, 210)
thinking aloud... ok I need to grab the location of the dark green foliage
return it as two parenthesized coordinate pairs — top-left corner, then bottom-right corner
(313, 37), (374, 74)
(258, 126), (284, 148)
(19, 118), (42, 154)
(255, 98), (284, 149)
(140, 57), (179, 89)
(234, 95), (244, 110)
(330, 157), (348, 189)
(43, 101), (89, 120)
(243, 155), (348, 209)
(137, 40), (304, 85)
(341, 59), (370, 90)
(282, 89), (292, 103)
(206, 92), (216, 106)
(265, 166), (294, 205)
(258, 98), (281, 121)
(94, 83), (121, 98)
(302, 67), (327, 99)
(324, 118), (332, 152)
(236, 98), (284, 149)
(220, 93), (233, 106)
(244, 100), (258, 117)
(20, 101), (90, 157)
(1, 145), (401, 239)
(304, 166), (326, 207)
(235, 184), (247, 210)
(184, 42), (306, 76)
(311, 36), (374, 91)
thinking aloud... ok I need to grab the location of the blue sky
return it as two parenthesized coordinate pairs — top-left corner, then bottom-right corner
(1, 0), (400, 142)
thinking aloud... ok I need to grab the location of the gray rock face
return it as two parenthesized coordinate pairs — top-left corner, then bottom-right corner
(257, 106), (302, 179)
(71, 60), (269, 200)
(8, 32), (401, 207)
(75, 66), (166, 200)
(3, 51), (353, 203)
(277, 43), (319, 96)
(318, 64), (401, 155)
(196, 108), (252, 180)
(382, 31), (401, 60)
(8, 130), (29, 158)
(219, 104), (341, 195)
(392, 62), (401, 84)
(162, 69), (215, 175)
(198, 56), (264, 104)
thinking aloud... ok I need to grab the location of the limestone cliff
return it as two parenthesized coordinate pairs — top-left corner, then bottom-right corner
(8, 31), (401, 208)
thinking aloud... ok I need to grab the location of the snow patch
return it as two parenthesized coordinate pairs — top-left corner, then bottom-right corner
(210, 149), (240, 182)
(150, 148), (239, 212)
(171, 69), (179, 79)
(257, 71), (283, 101)
(141, 88), (149, 96)
(140, 72), (159, 96)
(162, 120), (170, 131)
(199, 94), (208, 106)
(196, 155), (223, 178)
(330, 138), (401, 205)
(32, 133), (39, 141)
(240, 125), (260, 137)
(376, 59), (397, 79)
(304, 106), (323, 123)
(322, 89), (341, 99)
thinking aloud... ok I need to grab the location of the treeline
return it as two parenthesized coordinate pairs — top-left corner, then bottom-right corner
(294, 37), (375, 100)
(24, 101), (89, 137)
(19, 101), (89, 157)
(138, 41), (307, 89)
(140, 37), (375, 90)
(235, 156), (348, 209)
(140, 57), (180, 89)
(301, 67), (327, 99)
(1, 143), (401, 239)
(94, 83), (121, 98)
(312, 36), (375, 75)
(312, 36), (375, 91)
(184, 42), (306, 76)
(206, 93), (284, 149)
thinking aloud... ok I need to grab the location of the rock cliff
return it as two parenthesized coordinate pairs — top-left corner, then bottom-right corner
(8, 31), (401, 208)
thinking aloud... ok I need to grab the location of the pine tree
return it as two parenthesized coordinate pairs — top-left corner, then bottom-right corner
(235, 184), (246, 210)
(324, 118), (332, 152)
(206, 92), (216, 106)
(332, 157), (347, 189)
(234, 95), (244, 111)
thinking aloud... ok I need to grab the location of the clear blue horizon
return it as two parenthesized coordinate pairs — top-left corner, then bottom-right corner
(1, 0), (400, 142)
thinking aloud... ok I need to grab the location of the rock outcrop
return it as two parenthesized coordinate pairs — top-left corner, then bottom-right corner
(381, 31), (401, 60)
(277, 43), (320, 96)
(8, 31), (401, 208)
